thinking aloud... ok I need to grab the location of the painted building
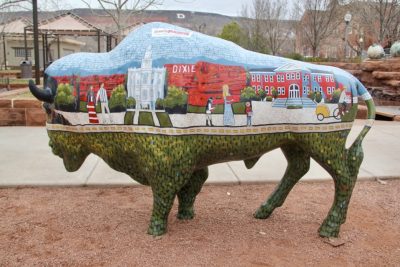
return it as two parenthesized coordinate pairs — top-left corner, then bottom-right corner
(165, 61), (246, 106)
(249, 63), (336, 100)
(127, 46), (166, 109)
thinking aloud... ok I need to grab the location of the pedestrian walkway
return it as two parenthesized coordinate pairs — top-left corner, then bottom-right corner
(0, 120), (399, 187)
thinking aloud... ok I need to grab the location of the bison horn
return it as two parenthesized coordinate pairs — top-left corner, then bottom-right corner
(29, 80), (55, 103)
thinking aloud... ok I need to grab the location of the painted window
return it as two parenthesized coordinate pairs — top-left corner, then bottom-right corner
(270, 75), (274, 82)
(257, 75), (261, 82)
(265, 75), (269, 82)
(265, 86), (269, 94)
(251, 74), (255, 82)
(319, 87), (323, 93)
(317, 75), (321, 82)
(257, 85), (261, 90)
(291, 73), (296, 80)
(313, 76), (317, 81)
(303, 86), (308, 95)
(252, 86), (256, 90)
(286, 73), (290, 80)
(296, 73), (300, 80)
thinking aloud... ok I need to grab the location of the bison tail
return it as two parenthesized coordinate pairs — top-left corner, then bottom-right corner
(346, 96), (375, 178)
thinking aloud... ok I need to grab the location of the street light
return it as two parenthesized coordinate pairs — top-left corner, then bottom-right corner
(344, 12), (352, 59)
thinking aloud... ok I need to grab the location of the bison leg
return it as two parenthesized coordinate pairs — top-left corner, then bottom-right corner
(177, 167), (209, 220)
(147, 170), (193, 236)
(254, 144), (310, 219)
(318, 161), (355, 238)
(148, 188), (176, 236)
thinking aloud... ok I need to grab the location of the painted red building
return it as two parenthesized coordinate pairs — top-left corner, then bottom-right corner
(165, 61), (246, 106)
(249, 63), (336, 100)
(53, 74), (125, 101)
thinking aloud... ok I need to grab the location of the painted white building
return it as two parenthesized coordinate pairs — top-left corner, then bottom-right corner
(127, 46), (166, 110)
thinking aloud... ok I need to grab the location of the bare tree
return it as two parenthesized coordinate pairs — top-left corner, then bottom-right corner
(241, 0), (295, 55)
(261, 0), (292, 55)
(81, 0), (162, 43)
(0, 0), (30, 10)
(357, 0), (400, 45)
(241, 0), (269, 54)
(296, 0), (341, 57)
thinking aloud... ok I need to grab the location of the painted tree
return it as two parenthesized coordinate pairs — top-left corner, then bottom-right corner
(81, 0), (162, 43)
(296, 0), (341, 57)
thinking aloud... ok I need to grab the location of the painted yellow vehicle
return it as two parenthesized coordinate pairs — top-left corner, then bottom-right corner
(315, 103), (340, 121)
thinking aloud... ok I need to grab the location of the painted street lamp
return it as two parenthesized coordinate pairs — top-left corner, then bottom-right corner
(344, 12), (352, 59)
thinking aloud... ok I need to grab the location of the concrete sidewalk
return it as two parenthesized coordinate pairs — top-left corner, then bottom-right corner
(0, 120), (399, 187)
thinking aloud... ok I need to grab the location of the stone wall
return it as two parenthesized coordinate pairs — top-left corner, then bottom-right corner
(322, 58), (400, 104)
(0, 99), (46, 126)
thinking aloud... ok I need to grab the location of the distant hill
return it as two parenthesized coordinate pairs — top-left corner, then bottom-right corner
(0, 8), (238, 36)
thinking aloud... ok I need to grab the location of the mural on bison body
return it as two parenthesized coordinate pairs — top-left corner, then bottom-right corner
(29, 22), (375, 237)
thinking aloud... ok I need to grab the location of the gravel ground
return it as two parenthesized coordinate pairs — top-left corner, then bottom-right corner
(0, 180), (399, 266)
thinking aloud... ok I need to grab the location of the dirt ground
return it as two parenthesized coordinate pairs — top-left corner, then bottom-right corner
(0, 180), (399, 266)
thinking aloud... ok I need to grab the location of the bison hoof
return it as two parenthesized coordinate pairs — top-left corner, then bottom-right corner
(253, 208), (273, 219)
(147, 219), (167, 236)
(177, 208), (194, 220)
(318, 220), (340, 238)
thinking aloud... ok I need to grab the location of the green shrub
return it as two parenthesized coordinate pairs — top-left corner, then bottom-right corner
(164, 86), (188, 113)
(266, 96), (273, 102)
(315, 92), (323, 103)
(308, 91), (316, 101)
(109, 84), (127, 112)
(257, 89), (266, 101)
(126, 97), (136, 109)
(155, 98), (164, 110)
(240, 86), (261, 102)
(164, 86), (188, 109)
(232, 102), (245, 114)
(55, 83), (76, 111)
(271, 87), (278, 99)
(329, 89), (342, 103)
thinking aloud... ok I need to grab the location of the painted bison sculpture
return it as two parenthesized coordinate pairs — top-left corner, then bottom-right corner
(29, 22), (375, 237)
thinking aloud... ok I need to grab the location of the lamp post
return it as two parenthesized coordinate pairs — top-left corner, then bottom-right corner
(344, 12), (352, 59)
(359, 28), (364, 60)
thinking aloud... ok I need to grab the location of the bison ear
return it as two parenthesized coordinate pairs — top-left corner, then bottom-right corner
(244, 156), (260, 169)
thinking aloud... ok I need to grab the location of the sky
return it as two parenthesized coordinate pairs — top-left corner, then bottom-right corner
(64, 0), (256, 17)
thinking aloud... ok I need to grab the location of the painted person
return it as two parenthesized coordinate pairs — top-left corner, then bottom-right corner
(86, 85), (99, 124)
(222, 84), (235, 126)
(338, 87), (347, 117)
(96, 83), (111, 123)
(86, 85), (95, 104)
(205, 97), (214, 126)
(245, 101), (253, 126)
